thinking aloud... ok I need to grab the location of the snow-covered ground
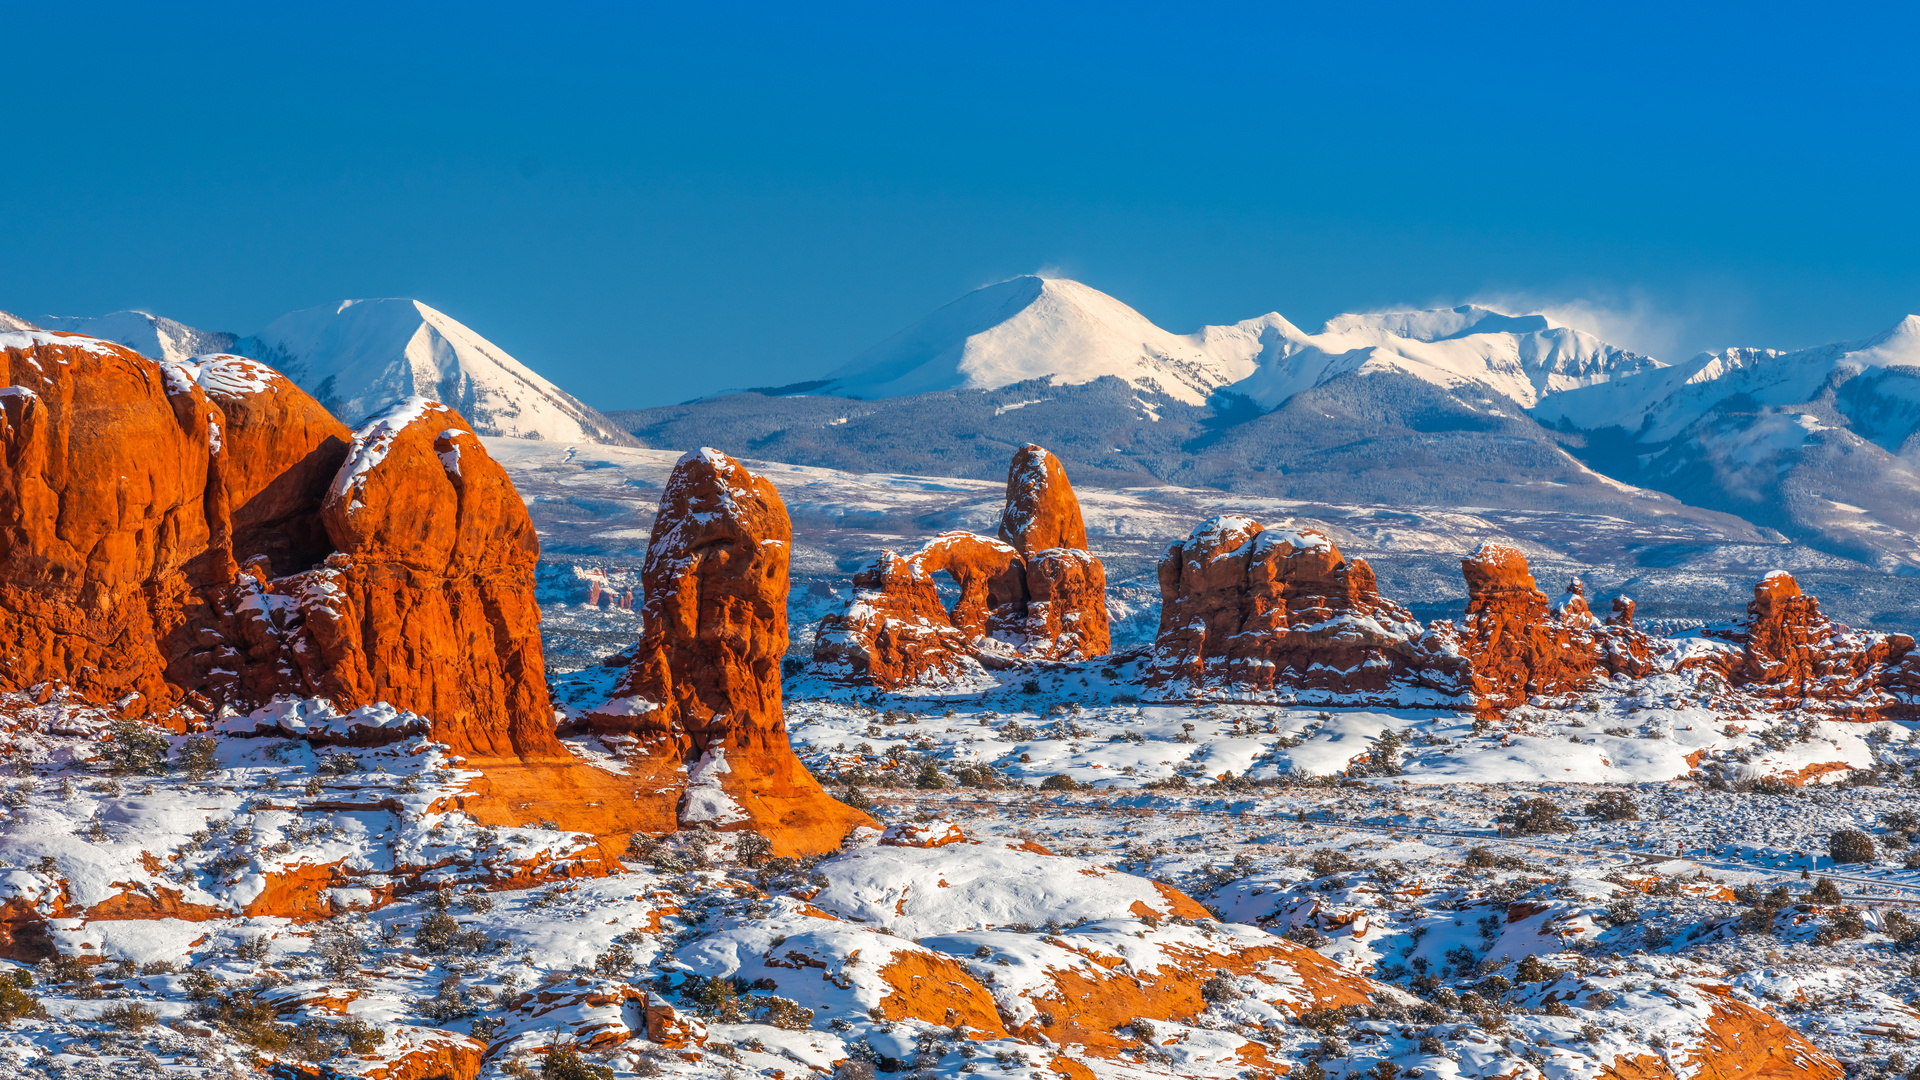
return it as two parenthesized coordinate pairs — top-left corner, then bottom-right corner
(3, 682), (1916, 1077)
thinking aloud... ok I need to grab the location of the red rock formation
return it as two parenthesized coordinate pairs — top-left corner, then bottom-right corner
(1441, 541), (1656, 712)
(1144, 515), (1468, 706)
(0, 331), (559, 758)
(586, 448), (873, 855)
(811, 444), (1109, 688)
(1683, 571), (1920, 720)
(0, 332), (230, 717)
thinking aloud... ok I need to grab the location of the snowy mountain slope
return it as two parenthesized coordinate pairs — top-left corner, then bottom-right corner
(0, 310), (40, 332)
(1226, 305), (1665, 410)
(236, 298), (637, 444)
(811, 279), (1661, 413)
(817, 276), (1277, 406)
(37, 309), (236, 363)
(1537, 315), (1920, 571)
(1536, 315), (1920, 446)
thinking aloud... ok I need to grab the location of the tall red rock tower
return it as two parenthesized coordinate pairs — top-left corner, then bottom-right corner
(588, 448), (873, 854)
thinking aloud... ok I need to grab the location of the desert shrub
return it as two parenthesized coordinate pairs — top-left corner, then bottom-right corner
(197, 987), (292, 1050)
(234, 935), (272, 962)
(681, 974), (744, 1021)
(756, 996), (814, 1030)
(1462, 846), (1529, 870)
(1020, 678), (1042, 695)
(178, 734), (220, 781)
(101, 1001), (158, 1031)
(1038, 774), (1079, 792)
(1605, 896), (1640, 925)
(1735, 883), (1792, 935)
(1830, 829), (1876, 865)
(101, 719), (171, 776)
(1285, 925), (1329, 947)
(838, 786), (874, 812)
(1496, 797), (1574, 836)
(419, 975), (482, 1021)
(0, 978), (45, 1024)
(1515, 955), (1560, 983)
(734, 831), (773, 867)
(316, 752), (363, 776)
(1884, 910), (1920, 945)
(915, 761), (949, 789)
(1200, 975), (1238, 1003)
(542, 1043), (617, 1080)
(593, 944), (635, 977)
(1809, 877), (1843, 905)
(1309, 849), (1359, 878)
(1584, 792), (1639, 821)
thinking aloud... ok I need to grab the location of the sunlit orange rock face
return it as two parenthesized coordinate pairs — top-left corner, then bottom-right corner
(0, 333), (558, 758)
(0, 333), (231, 716)
(1143, 515), (1469, 706)
(811, 444), (1109, 688)
(1682, 570), (1920, 720)
(1440, 541), (1656, 712)
(586, 448), (873, 855)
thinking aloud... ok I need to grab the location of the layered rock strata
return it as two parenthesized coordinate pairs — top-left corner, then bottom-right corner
(1142, 516), (1469, 705)
(811, 444), (1109, 688)
(585, 448), (873, 854)
(0, 331), (560, 757)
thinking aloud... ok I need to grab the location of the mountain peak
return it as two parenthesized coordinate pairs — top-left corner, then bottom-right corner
(818, 276), (1257, 405)
(238, 299), (635, 444)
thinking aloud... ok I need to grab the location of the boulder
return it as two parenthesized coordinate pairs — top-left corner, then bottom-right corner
(810, 444), (1108, 688)
(1143, 516), (1468, 706)
(587, 448), (873, 855)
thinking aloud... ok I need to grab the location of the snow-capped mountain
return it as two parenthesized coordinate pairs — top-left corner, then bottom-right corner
(1537, 314), (1920, 570)
(36, 310), (236, 363)
(1229, 305), (1666, 410)
(0, 310), (40, 332)
(814, 277), (1662, 411)
(818, 276), (1270, 405)
(235, 299), (635, 444)
(1535, 314), (1920, 448)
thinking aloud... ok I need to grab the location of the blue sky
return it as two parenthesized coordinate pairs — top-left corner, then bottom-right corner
(3, 1), (1916, 407)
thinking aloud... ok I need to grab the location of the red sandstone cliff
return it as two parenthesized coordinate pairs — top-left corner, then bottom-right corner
(586, 448), (873, 854)
(0, 333), (559, 757)
(1142, 515), (1469, 705)
(811, 444), (1109, 688)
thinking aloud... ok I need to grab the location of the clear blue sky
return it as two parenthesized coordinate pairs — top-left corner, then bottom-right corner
(4, 1), (1916, 408)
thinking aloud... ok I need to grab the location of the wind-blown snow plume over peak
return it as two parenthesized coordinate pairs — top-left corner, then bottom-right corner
(37, 309), (236, 364)
(238, 298), (636, 445)
(815, 279), (1660, 412)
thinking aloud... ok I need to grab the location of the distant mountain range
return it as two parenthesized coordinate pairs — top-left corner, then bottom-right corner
(11, 276), (1920, 573)
(6, 301), (634, 445)
(615, 276), (1920, 574)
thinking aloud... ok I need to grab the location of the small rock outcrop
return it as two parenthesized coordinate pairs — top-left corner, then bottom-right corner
(1436, 542), (1657, 712)
(1143, 516), (1468, 705)
(586, 448), (873, 855)
(811, 444), (1109, 688)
